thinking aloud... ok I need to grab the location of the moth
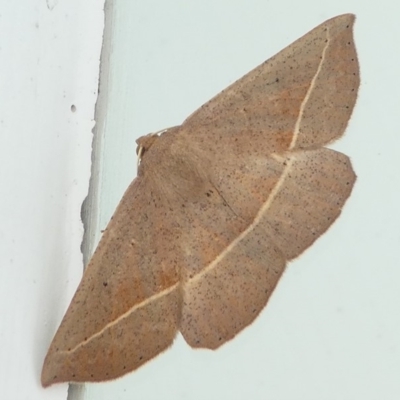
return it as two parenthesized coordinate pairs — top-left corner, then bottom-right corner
(42, 13), (359, 386)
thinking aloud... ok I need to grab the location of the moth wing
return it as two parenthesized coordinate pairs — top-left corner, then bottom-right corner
(41, 177), (181, 386)
(179, 147), (355, 349)
(182, 14), (359, 154)
(179, 14), (358, 349)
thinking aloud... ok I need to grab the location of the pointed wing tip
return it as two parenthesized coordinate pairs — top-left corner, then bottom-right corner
(41, 366), (74, 388)
(330, 13), (356, 27)
(40, 371), (55, 388)
(40, 379), (52, 388)
(332, 13), (355, 20)
(41, 349), (68, 388)
(41, 358), (56, 388)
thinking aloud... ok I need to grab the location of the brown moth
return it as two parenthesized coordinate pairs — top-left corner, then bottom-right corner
(41, 13), (359, 386)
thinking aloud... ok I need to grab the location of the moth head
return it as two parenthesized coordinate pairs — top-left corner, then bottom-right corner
(136, 133), (159, 163)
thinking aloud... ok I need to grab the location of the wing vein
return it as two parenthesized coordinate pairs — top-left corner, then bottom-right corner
(185, 22), (333, 286)
(289, 28), (330, 150)
(189, 156), (294, 285)
(64, 282), (180, 355)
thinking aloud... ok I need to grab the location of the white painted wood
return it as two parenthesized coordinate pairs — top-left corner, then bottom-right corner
(0, 1), (104, 399)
